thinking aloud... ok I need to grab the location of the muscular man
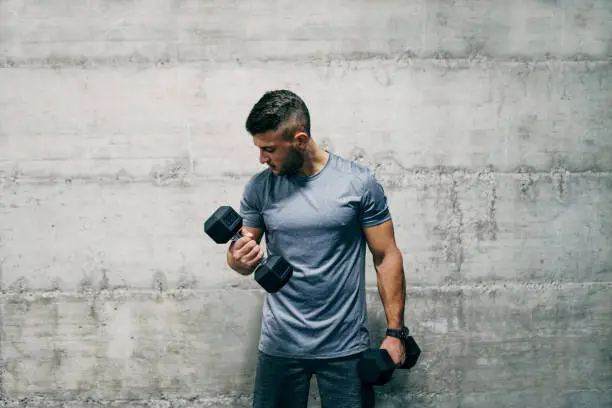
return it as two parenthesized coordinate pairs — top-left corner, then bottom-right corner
(226, 90), (407, 408)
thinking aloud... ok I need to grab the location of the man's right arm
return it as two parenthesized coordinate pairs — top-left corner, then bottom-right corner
(226, 226), (264, 276)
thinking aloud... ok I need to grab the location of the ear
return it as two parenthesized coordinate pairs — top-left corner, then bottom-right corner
(293, 131), (309, 149)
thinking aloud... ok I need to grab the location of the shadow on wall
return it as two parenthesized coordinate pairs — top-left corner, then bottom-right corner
(240, 291), (264, 394)
(204, 287), (263, 405)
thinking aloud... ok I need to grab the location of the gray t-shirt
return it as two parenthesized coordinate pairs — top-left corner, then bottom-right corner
(240, 151), (391, 359)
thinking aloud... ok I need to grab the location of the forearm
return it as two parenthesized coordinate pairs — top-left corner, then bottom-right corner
(374, 248), (406, 329)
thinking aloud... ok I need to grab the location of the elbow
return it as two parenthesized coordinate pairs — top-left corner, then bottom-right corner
(372, 246), (403, 268)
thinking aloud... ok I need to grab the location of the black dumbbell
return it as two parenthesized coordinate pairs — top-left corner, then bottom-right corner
(204, 205), (293, 293)
(357, 333), (421, 386)
(357, 349), (396, 386)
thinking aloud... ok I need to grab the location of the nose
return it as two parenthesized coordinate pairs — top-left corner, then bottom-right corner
(259, 150), (268, 164)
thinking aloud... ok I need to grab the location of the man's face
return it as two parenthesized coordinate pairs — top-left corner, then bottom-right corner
(253, 128), (304, 176)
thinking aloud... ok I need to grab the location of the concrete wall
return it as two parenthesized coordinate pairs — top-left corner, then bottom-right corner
(1, 0), (611, 407)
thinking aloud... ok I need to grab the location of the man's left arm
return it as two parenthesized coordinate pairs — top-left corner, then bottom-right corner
(363, 219), (407, 366)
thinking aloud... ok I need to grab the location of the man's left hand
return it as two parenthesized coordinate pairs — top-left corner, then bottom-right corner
(380, 335), (406, 367)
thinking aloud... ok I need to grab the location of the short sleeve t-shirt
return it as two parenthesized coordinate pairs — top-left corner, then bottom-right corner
(240, 151), (391, 359)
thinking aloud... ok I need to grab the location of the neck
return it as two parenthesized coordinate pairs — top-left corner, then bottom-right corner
(298, 143), (329, 177)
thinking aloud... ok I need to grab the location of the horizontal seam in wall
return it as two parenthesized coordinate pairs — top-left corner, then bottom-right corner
(1, 171), (611, 184)
(1, 282), (611, 298)
(0, 55), (611, 68)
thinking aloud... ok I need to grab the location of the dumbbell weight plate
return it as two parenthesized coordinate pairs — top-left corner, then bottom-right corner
(254, 255), (293, 293)
(357, 349), (396, 386)
(204, 206), (242, 244)
(399, 336), (421, 369)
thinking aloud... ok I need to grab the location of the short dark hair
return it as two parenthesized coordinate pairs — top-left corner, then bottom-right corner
(245, 90), (311, 140)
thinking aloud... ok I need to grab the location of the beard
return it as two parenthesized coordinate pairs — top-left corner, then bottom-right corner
(277, 147), (305, 176)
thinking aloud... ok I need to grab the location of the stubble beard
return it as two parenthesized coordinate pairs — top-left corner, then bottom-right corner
(277, 147), (305, 176)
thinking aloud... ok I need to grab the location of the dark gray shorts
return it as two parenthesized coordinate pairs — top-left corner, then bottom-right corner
(252, 350), (375, 408)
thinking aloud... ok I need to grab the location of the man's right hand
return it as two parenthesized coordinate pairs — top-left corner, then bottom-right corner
(227, 228), (264, 274)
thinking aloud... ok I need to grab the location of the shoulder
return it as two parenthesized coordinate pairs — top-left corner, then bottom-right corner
(328, 153), (379, 190)
(244, 168), (274, 189)
(242, 168), (274, 200)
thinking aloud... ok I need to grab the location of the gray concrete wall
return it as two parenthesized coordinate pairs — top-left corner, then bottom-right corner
(1, 0), (611, 407)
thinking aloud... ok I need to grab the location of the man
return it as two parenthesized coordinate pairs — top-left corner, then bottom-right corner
(226, 90), (408, 408)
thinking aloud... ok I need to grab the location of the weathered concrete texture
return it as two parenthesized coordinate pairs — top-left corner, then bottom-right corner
(1, 0), (611, 65)
(0, 60), (611, 178)
(1, 173), (610, 292)
(1, 284), (611, 407)
(2, 0), (612, 406)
